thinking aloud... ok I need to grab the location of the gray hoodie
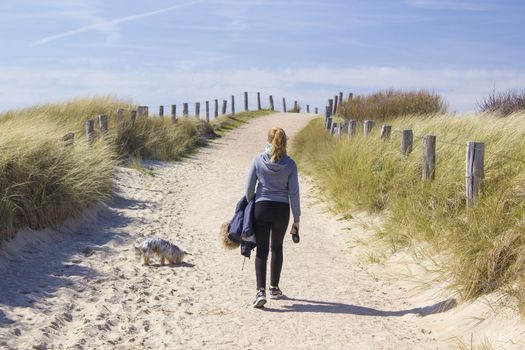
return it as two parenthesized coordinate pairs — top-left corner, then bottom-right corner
(245, 152), (301, 223)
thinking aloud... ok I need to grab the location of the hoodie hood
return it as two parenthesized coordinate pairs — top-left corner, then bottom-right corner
(259, 152), (291, 173)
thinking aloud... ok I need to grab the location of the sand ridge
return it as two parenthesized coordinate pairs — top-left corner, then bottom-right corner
(0, 113), (454, 349)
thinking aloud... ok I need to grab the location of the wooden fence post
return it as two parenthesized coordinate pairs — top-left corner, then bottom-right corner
(231, 95), (235, 116)
(257, 92), (261, 110)
(294, 101), (298, 111)
(307, 105), (310, 113)
(282, 97), (287, 112)
(333, 95), (339, 115)
(195, 102), (200, 118)
(339, 92), (343, 105)
(86, 119), (94, 147)
(214, 99), (219, 118)
(98, 114), (108, 140)
(222, 100), (227, 115)
(244, 92), (249, 111)
(324, 106), (332, 129)
(315, 107), (318, 114)
(183, 103), (189, 117)
(130, 110), (137, 124)
(364, 120), (374, 136)
(137, 106), (143, 118)
(269, 95), (274, 111)
(380, 125), (392, 141)
(143, 106), (149, 117)
(466, 142), (485, 205)
(117, 108), (125, 130)
(171, 105), (177, 123)
(328, 99), (333, 115)
(330, 122), (338, 136)
(401, 129), (413, 156)
(159, 105), (164, 117)
(348, 120), (357, 137)
(205, 101), (210, 122)
(63, 133), (75, 147)
(423, 135), (436, 181)
(348, 92), (354, 101)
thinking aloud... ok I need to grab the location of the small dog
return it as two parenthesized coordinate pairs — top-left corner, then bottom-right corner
(134, 236), (190, 266)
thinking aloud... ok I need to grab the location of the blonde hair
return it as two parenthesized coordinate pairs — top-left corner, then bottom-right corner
(268, 127), (287, 163)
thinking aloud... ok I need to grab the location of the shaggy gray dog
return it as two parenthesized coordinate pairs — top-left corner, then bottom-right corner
(134, 236), (190, 266)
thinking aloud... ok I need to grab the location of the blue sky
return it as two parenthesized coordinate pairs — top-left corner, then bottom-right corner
(0, 0), (524, 113)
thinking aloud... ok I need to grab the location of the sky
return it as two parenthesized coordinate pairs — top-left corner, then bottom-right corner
(0, 0), (524, 113)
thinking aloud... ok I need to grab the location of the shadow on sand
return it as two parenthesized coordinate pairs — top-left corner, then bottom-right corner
(262, 296), (457, 316)
(0, 194), (145, 309)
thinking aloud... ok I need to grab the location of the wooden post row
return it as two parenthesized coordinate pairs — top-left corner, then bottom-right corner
(307, 105), (310, 113)
(339, 92), (343, 105)
(244, 92), (249, 111)
(257, 92), (261, 110)
(315, 107), (318, 114)
(333, 95), (339, 115)
(215, 99), (219, 118)
(423, 135), (436, 181)
(222, 100), (227, 115)
(364, 120), (374, 136)
(294, 101), (298, 111)
(205, 101), (210, 122)
(401, 129), (413, 156)
(283, 97), (287, 112)
(269, 95), (274, 111)
(159, 105), (164, 117)
(183, 103), (189, 117)
(466, 142), (485, 205)
(195, 102), (200, 118)
(231, 96), (235, 116)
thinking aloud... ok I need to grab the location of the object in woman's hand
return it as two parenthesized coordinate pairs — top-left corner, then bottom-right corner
(292, 226), (300, 244)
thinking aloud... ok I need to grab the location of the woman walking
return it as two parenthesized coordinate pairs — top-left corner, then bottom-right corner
(245, 127), (301, 308)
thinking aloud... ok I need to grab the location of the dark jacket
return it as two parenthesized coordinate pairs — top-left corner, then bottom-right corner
(228, 195), (256, 258)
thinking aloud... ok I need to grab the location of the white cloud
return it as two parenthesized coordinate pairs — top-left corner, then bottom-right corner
(1, 65), (523, 114)
(32, 1), (203, 46)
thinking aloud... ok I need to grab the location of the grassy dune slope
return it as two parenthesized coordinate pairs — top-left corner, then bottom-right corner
(0, 96), (271, 243)
(293, 113), (525, 305)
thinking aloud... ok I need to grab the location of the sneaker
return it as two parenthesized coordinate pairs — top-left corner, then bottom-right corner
(269, 286), (283, 298)
(253, 290), (267, 308)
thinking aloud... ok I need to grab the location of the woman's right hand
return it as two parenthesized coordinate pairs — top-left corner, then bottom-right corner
(291, 222), (299, 234)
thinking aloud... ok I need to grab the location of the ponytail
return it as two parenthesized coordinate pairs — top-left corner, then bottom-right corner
(268, 127), (287, 163)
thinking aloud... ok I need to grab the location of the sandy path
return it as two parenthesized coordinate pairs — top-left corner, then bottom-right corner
(0, 112), (450, 349)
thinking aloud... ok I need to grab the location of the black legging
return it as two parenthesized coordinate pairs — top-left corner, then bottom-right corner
(254, 201), (290, 290)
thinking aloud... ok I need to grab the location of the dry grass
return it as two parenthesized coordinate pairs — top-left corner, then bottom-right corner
(337, 90), (447, 122)
(292, 112), (525, 303)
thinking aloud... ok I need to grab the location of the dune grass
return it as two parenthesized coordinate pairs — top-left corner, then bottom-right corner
(292, 112), (525, 305)
(0, 97), (271, 243)
(336, 90), (447, 122)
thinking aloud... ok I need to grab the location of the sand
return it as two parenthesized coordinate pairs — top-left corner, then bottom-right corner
(0, 112), (523, 349)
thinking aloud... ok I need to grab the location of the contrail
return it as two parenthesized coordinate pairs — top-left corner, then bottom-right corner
(33, 1), (203, 46)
